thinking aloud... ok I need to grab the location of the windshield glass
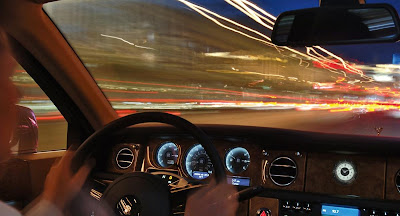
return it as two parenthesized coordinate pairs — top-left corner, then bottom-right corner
(44, 0), (400, 137)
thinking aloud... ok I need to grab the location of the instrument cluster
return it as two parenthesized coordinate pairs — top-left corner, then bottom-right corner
(153, 141), (251, 181)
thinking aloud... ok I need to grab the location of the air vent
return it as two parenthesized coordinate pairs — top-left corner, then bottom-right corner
(396, 170), (400, 193)
(116, 148), (134, 169)
(269, 157), (297, 186)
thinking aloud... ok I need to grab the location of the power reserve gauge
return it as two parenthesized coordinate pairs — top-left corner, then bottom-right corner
(225, 147), (250, 174)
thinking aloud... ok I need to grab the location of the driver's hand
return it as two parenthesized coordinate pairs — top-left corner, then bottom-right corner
(41, 150), (95, 211)
(185, 180), (238, 216)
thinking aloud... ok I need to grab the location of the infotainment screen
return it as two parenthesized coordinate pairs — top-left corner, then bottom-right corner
(321, 204), (360, 216)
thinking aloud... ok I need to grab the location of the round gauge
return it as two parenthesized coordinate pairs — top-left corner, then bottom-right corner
(333, 161), (357, 184)
(184, 144), (213, 180)
(225, 147), (250, 174)
(156, 142), (179, 168)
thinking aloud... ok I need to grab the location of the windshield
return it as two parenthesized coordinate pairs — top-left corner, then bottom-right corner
(44, 0), (400, 137)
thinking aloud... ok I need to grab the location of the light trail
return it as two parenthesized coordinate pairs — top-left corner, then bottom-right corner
(15, 70), (400, 103)
(108, 100), (400, 114)
(225, 0), (274, 29)
(19, 74), (400, 103)
(96, 78), (277, 98)
(179, 0), (349, 80)
(105, 95), (400, 107)
(237, 0), (277, 21)
(313, 46), (364, 76)
(14, 69), (27, 73)
(35, 110), (181, 121)
(36, 115), (65, 121)
(15, 83), (38, 88)
(33, 101), (400, 122)
(103, 89), (159, 94)
(206, 69), (286, 79)
(100, 34), (155, 50)
(177, 0), (277, 47)
(183, 0), (373, 83)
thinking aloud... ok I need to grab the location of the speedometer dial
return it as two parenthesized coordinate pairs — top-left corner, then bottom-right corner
(225, 147), (250, 174)
(156, 142), (179, 168)
(184, 144), (213, 180)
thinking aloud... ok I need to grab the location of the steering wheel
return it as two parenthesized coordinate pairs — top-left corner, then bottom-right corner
(71, 112), (226, 215)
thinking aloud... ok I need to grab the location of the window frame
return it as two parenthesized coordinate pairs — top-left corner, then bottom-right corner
(9, 35), (94, 150)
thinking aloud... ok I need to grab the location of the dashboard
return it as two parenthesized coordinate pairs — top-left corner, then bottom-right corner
(95, 125), (400, 216)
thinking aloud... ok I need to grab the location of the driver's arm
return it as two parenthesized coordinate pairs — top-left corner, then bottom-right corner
(23, 150), (94, 216)
(24, 199), (62, 216)
(185, 180), (239, 216)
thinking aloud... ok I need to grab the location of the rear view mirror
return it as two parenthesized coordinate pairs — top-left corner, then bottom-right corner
(271, 4), (400, 46)
(10, 105), (38, 154)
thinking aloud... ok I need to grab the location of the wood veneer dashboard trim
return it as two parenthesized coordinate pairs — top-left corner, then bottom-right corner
(386, 158), (400, 200)
(305, 153), (386, 199)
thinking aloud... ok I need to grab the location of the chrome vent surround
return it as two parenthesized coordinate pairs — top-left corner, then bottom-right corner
(396, 170), (400, 193)
(116, 148), (134, 169)
(269, 157), (297, 186)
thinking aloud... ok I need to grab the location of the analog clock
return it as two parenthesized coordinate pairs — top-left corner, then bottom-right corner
(333, 161), (357, 184)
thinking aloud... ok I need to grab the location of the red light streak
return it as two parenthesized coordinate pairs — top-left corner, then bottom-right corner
(313, 60), (358, 74)
(165, 111), (181, 116)
(36, 115), (65, 121)
(116, 109), (137, 117)
(35, 110), (180, 121)
(14, 70), (26, 73)
(248, 79), (264, 87)
(108, 98), (261, 103)
(103, 89), (159, 94)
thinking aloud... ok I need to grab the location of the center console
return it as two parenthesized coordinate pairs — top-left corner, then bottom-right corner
(279, 200), (399, 216)
(250, 190), (400, 216)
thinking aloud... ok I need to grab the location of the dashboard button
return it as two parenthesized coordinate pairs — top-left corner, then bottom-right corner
(256, 208), (271, 216)
(281, 201), (291, 210)
(302, 203), (312, 212)
(292, 202), (301, 211)
(369, 209), (380, 216)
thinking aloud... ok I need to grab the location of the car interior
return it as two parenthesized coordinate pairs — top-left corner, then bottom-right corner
(1, 0), (400, 215)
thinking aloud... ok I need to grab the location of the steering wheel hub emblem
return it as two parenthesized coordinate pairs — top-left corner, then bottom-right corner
(116, 195), (141, 216)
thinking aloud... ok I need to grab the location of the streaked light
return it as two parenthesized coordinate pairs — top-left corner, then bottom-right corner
(100, 34), (155, 50)
(372, 74), (395, 82)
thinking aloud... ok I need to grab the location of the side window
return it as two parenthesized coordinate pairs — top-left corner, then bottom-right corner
(12, 63), (67, 152)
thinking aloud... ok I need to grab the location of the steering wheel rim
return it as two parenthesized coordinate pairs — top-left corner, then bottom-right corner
(72, 111), (226, 183)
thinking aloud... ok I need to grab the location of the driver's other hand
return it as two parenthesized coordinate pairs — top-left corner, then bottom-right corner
(185, 180), (239, 216)
(41, 150), (95, 211)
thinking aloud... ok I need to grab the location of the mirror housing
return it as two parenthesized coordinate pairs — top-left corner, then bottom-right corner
(10, 105), (38, 154)
(271, 4), (400, 46)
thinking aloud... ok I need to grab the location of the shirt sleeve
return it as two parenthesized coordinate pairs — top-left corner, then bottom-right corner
(0, 201), (21, 216)
(24, 200), (62, 216)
